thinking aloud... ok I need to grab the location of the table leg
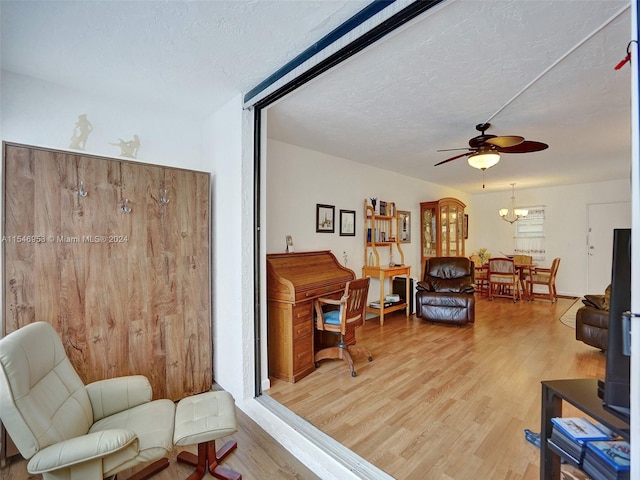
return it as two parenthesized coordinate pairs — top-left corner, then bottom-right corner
(540, 383), (562, 480)
(406, 276), (410, 317)
(379, 272), (385, 325)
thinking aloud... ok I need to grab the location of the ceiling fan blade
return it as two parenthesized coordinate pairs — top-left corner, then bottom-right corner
(485, 135), (524, 148)
(436, 147), (470, 152)
(499, 140), (549, 153)
(434, 152), (471, 166)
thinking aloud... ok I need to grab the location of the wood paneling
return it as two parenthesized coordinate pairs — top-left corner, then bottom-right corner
(2, 143), (211, 400)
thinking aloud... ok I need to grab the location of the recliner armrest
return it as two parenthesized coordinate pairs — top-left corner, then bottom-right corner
(86, 375), (152, 421)
(27, 428), (137, 474)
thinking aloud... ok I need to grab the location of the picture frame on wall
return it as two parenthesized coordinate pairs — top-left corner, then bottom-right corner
(398, 210), (411, 243)
(316, 204), (335, 233)
(340, 209), (356, 236)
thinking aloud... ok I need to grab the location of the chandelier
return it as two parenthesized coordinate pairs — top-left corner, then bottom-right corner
(499, 183), (528, 223)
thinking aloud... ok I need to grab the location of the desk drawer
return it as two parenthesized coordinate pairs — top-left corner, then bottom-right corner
(296, 283), (346, 302)
(292, 335), (313, 374)
(292, 304), (313, 338)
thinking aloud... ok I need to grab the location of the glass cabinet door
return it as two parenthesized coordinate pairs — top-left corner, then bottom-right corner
(449, 205), (459, 256)
(422, 207), (436, 257)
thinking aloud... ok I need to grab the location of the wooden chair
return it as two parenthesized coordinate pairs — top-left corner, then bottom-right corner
(527, 257), (561, 302)
(512, 254), (533, 265)
(488, 257), (520, 302)
(314, 278), (372, 377)
(469, 254), (489, 295)
(512, 254), (533, 299)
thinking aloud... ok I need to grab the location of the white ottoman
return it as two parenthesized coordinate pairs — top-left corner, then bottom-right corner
(173, 391), (241, 480)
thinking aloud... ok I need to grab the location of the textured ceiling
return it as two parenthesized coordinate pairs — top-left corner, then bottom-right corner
(268, 0), (632, 193)
(1, 0), (633, 194)
(1, 0), (368, 118)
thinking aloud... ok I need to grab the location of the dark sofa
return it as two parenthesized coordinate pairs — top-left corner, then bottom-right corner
(416, 257), (475, 326)
(575, 285), (611, 351)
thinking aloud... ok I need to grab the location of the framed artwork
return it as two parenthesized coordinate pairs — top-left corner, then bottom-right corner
(464, 213), (469, 239)
(398, 210), (411, 243)
(316, 204), (335, 232)
(340, 209), (356, 236)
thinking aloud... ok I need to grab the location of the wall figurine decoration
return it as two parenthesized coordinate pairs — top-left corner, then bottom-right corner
(111, 134), (140, 158)
(69, 113), (93, 150)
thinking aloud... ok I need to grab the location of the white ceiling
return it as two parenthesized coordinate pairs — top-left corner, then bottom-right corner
(2, 0), (633, 194)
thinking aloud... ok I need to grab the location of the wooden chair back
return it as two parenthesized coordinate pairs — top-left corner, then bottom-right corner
(513, 254), (533, 265)
(315, 278), (370, 335)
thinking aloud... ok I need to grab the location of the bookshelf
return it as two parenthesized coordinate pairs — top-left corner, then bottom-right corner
(362, 199), (410, 326)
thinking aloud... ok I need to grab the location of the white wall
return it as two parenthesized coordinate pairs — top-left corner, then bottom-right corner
(1, 71), (203, 170)
(470, 180), (631, 297)
(202, 94), (248, 398)
(266, 139), (470, 280)
(266, 139), (632, 298)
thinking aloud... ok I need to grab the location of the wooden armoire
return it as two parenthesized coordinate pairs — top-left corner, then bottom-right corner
(2, 143), (212, 401)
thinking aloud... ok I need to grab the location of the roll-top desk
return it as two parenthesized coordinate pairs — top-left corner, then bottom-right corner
(266, 250), (356, 383)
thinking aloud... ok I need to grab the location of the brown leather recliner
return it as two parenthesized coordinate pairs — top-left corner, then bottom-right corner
(416, 257), (475, 326)
(576, 285), (611, 351)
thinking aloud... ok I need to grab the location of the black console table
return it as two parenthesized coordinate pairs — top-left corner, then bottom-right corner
(540, 378), (630, 480)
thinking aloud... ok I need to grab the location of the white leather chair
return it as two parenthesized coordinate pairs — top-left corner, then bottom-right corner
(0, 321), (176, 480)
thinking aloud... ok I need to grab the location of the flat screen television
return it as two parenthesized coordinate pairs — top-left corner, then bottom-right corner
(600, 228), (632, 422)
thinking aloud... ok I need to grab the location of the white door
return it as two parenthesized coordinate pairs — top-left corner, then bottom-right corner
(587, 201), (632, 293)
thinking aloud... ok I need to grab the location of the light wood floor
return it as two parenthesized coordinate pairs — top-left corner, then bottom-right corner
(2, 405), (321, 480)
(266, 296), (603, 480)
(3, 297), (599, 480)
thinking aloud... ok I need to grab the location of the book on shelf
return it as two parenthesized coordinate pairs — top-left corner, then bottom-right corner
(549, 417), (613, 465)
(546, 437), (582, 467)
(583, 440), (630, 480)
(379, 200), (387, 216)
(369, 300), (399, 309)
(551, 417), (612, 443)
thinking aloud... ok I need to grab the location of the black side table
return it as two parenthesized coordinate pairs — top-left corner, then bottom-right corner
(540, 378), (630, 480)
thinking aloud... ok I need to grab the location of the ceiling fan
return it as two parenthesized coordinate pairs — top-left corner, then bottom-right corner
(434, 123), (548, 170)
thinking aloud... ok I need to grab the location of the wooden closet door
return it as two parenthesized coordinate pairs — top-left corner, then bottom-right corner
(3, 143), (211, 400)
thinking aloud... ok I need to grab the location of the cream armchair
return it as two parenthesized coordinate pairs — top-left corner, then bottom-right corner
(0, 322), (175, 480)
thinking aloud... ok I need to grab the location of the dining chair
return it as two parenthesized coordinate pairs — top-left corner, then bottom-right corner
(527, 257), (561, 302)
(513, 254), (533, 265)
(488, 257), (520, 302)
(512, 254), (534, 299)
(314, 277), (372, 377)
(469, 254), (489, 296)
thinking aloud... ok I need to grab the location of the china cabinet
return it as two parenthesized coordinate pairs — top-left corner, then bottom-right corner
(420, 198), (466, 275)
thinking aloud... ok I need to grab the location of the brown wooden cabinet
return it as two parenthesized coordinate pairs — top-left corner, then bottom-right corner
(420, 198), (466, 275)
(3, 143), (211, 401)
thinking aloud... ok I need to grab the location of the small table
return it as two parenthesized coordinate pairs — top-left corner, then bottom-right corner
(540, 378), (629, 480)
(362, 265), (411, 325)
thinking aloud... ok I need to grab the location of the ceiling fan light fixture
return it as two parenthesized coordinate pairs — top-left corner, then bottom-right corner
(467, 151), (500, 170)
